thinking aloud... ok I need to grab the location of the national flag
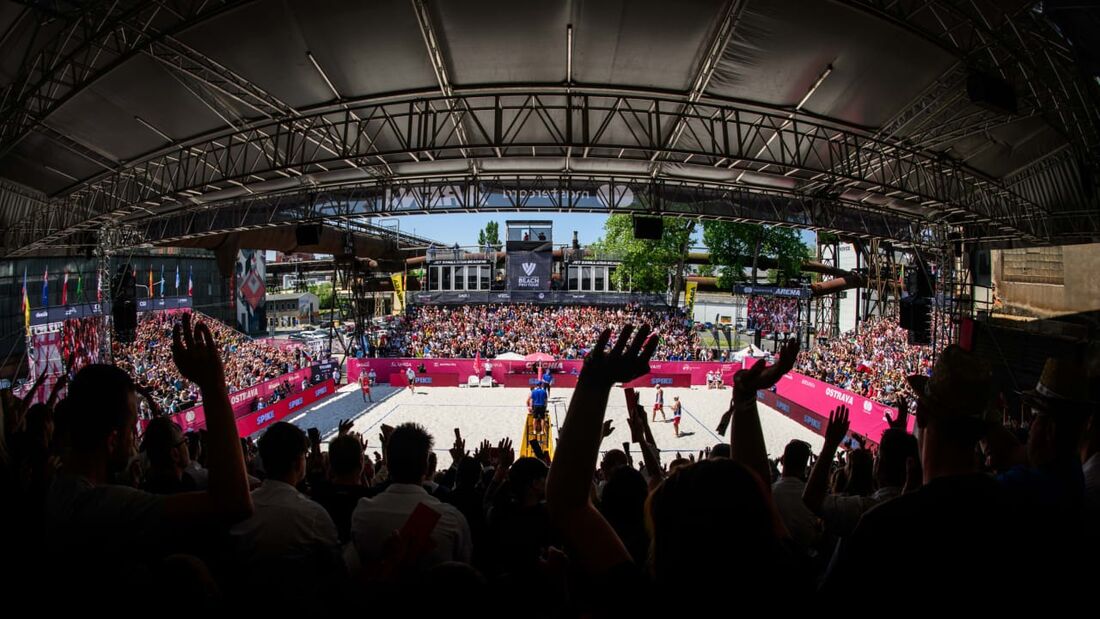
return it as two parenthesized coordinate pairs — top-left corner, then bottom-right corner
(21, 268), (29, 334)
(41, 267), (48, 307)
(148, 268), (154, 298)
(159, 265), (165, 297)
(96, 274), (102, 303)
(175, 265), (180, 294)
(187, 265), (193, 296)
(61, 270), (69, 305)
(75, 273), (83, 302)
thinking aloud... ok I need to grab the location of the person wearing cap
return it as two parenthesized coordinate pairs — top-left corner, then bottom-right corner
(140, 416), (197, 495)
(823, 344), (1071, 601)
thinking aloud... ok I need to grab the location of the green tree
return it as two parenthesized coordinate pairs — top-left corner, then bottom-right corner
(308, 282), (335, 310)
(477, 221), (502, 250)
(702, 221), (811, 289)
(591, 215), (696, 304)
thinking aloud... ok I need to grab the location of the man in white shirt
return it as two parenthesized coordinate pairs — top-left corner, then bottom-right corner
(770, 439), (821, 552)
(231, 422), (342, 594)
(351, 423), (472, 571)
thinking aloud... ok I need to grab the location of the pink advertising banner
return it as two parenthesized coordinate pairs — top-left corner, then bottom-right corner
(236, 379), (336, 437)
(227, 367), (312, 417)
(740, 357), (911, 440)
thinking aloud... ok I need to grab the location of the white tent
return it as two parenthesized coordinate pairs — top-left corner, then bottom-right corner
(494, 352), (525, 361)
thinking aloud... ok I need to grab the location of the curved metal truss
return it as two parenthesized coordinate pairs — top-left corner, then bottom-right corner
(2, 1), (1098, 257)
(6, 86), (1088, 256)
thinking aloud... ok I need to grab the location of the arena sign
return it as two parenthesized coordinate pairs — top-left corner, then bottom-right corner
(732, 284), (811, 299)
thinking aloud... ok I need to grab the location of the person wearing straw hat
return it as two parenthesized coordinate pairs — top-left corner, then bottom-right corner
(823, 345), (1068, 600)
(994, 357), (1093, 512)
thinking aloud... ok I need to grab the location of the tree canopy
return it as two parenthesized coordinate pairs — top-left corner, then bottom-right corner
(701, 221), (811, 288)
(477, 221), (502, 250)
(591, 215), (695, 294)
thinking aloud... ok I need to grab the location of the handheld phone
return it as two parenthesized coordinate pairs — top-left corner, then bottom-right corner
(400, 502), (442, 556)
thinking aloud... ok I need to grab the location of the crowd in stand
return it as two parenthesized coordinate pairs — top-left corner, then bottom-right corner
(0, 313), (1097, 612)
(796, 316), (934, 404)
(389, 304), (702, 360)
(112, 311), (308, 415)
(746, 296), (800, 334)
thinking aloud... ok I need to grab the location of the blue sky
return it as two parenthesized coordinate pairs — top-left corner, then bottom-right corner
(391, 213), (817, 249)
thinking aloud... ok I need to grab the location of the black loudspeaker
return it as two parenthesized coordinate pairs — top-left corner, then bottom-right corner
(753, 329), (762, 348)
(632, 216), (663, 240)
(900, 297), (932, 345)
(296, 224), (322, 246)
(112, 265), (137, 344)
(967, 72), (1018, 116)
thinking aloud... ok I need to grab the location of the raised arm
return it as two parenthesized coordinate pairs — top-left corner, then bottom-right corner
(163, 313), (253, 524)
(730, 338), (800, 490)
(547, 325), (657, 574)
(803, 406), (850, 513)
(626, 398), (664, 487)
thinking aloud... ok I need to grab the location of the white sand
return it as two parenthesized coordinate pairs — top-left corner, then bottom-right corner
(339, 384), (824, 469)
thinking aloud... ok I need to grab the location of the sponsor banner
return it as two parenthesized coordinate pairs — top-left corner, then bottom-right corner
(136, 297), (193, 313)
(140, 378), (336, 437)
(407, 291), (667, 306)
(740, 357), (909, 440)
(685, 281), (698, 315)
(349, 358), (744, 388)
(507, 250), (552, 290)
(733, 284), (810, 299)
(500, 373), (580, 388)
(387, 372), (460, 387)
(29, 302), (111, 326)
(227, 368), (312, 418)
(236, 380), (335, 437)
(625, 373), (692, 388)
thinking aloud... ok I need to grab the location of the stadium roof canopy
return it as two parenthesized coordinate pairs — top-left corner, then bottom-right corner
(1, 0), (1098, 256)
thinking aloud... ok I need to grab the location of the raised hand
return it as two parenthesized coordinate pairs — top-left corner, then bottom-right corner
(886, 396), (909, 431)
(338, 418), (354, 435)
(449, 432), (468, 464)
(497, 437), (515, 469)
(579, 324), (659, 388)
(824, 405), (851, 449)
(601, 419), (615, 439)
(171, 313), (226, 389)
(734, 337), (800, 397)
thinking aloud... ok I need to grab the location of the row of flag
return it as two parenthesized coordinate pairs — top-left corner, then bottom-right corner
(20, 265), (195, 329)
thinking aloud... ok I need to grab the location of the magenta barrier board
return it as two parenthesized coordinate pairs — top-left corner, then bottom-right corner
(236, 380), (336, 436)
(739, 358), (910, 441)
(141, 379), (336, 437)
(499, 373), (580, 388)
(228, 367), (312, 417)
(388, 371), (460, 387)
(624, 373), (692, 388)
